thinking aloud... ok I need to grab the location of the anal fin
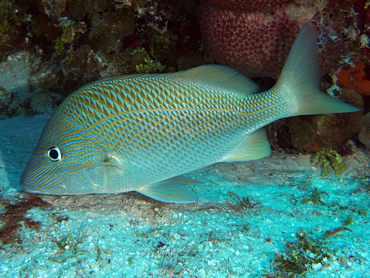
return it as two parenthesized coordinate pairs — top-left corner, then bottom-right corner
(223, 128), (271, 162)
(136, 176), (199, 203)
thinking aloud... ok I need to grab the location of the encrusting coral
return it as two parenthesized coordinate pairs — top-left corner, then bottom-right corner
(336, 62), (370, 96)
(199, 0), (356, 78)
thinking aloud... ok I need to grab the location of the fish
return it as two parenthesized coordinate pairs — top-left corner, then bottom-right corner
(20, 23), (359, 203)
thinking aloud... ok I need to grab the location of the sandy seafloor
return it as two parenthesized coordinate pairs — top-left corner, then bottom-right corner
(0, 114), (370, 278)
(0, 55), (370, 278)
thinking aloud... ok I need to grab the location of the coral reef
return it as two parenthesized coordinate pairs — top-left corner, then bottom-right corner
(336, 62), (370, 96)
(286, 118), (316, 150)
(0, 0), (368, 154)
(0, 0), (207, 118)
(201, 0), (290, 12)
(353, 0), (370, 60)
(88, 8), (135, 53)
(0, 0), (29, 56)
(199, 0), (357, 78)
(131, 48), (167, 73)
(0, 52), (64, 119)
(313, 88), (364, 151)
(359, 112), (370, 149)
(268, 88), (364, 153)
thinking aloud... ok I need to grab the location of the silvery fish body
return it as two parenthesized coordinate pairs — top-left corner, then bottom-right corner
(20, 24), (358, 203)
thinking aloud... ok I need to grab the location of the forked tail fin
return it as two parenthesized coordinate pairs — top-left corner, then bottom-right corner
(274, 23), (360, 116)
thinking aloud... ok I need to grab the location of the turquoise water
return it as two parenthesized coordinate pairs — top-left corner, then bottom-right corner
(0, 114), (369, 277)
(0, 2), (369, 275)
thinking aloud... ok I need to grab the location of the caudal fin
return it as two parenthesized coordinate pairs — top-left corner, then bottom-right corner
(274, 23), (360, 116)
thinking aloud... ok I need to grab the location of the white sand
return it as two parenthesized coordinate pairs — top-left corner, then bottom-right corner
(0, 114), (369, 277)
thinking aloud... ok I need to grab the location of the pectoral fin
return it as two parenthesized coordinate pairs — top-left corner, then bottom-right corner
(102, 152), (131, 171)
(70, 152), (130, 173)
(136, 176), (199, 203)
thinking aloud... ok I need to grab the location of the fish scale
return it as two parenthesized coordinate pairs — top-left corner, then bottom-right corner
(23, 75), (280, 193)
(26, 78), (266, 190)
(20, 23), (359, 203)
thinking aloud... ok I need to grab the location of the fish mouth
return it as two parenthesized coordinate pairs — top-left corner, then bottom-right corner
(20, 181), (40, 194)
(20, 181), (60, 195)
(20, 178), (46, 194)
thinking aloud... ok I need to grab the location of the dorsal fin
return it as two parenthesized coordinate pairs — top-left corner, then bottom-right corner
(172, 65), (259, 96)
(82, 65), (259, 97)
(78, 73), (164, 91)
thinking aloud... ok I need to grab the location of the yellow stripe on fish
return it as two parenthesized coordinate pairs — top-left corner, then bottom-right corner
(20, 23), (359, 203)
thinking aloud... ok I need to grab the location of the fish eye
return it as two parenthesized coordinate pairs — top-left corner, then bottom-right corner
(45, 146), (63, 163)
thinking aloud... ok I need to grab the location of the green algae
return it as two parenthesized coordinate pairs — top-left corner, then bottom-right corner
(55, 233), (81, 253)
(227, 191), (258, 211)
(355, 176), (370, 193)
(272, 229), (332, 277)
(300, 188), (329, 206)
(313, 148), (346, 177)
(0, 0), (25, 37)
(52, 18), (77, 59)
(132, 48), (167, 73)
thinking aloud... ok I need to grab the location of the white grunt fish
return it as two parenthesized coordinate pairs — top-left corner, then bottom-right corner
(20, 23), (359, 203)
